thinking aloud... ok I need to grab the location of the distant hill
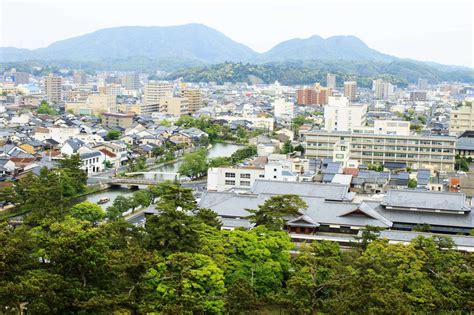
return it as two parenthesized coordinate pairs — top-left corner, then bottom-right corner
(167, 60), (474, 86)
(257, 35), (396, 62)
(1, 24), (472, 83)
(0, 24), (257, 63)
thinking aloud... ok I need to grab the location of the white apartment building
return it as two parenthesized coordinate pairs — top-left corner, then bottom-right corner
(143, 81), (173, 115)
(273, 98), (294, 118)
(449, 104), (474, 136)
(305, 130), (456, 171)
(207, 167), (265, 191)
(372, 79), (395, 100)
(324, 96), (367, 132)
(207, 155), (311, 191)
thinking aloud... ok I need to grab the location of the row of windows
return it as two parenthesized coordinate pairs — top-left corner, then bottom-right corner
(359, 152), (452, 160)
(308, 137), (454, 147)
(225, 172), (252, 179)
(83, 157), (99, 165)
(224, 180), (251, 186)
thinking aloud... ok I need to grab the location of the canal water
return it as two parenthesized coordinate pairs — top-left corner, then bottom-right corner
(84, 143), (242, 209)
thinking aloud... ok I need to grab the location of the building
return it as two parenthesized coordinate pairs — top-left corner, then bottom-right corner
(73, 71), (87, 85)
(410, 91), (427, 102)
(100, 83), (122, 96)
(373, 79), (395, 100)
(66, 94), (117, 116)
(122, 73), (140, 90)
(297, 88), (318, 105)
(4, 69), (29, 85)
(305, 130), (456, 171)
(143, 81), (173, 115)
(418, 78), (429, 91)
(327, 73), (336, 89)
(372, 120), (410, 136)
(343, 81), (357, 101)
(296, 85), (332, 105)
(218, 115), (275, 131)
(43, 74), (62, 104)
(102, 112), (135, 129)
(180, 88), (202, 114)
(273, 98), (294, 118)
(324, 96), (367, 132)
(199, 180), (474, 242)
(80, 151), (105, 174)
(159, 97), (189, 117)
(449, 104), (474, 136)
(207, 166), (265, 191)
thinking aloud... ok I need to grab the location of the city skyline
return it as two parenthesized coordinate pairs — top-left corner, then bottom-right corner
(1, 0), (473, 67)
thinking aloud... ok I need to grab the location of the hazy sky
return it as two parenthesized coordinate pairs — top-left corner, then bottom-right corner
(1, 0), (473, 66)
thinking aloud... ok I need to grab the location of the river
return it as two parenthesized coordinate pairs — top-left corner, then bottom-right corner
(84, 143), (243, 209)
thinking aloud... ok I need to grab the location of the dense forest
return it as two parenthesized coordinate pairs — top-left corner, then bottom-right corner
(167, 60), (474, 86)
(1, 158), (473, 314)
(2, 58), (473, 87)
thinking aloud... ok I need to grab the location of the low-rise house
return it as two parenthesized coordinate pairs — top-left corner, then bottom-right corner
(80, 151), (105, 174)
(61, 138), (85, 156)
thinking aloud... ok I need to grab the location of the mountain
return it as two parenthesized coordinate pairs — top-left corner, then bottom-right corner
(258, 35), (396, 62)
(1, 24), (472, 83)
(0, 24), (257, 63)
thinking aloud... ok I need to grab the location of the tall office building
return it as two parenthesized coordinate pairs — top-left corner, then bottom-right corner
(326, 73), (336, 89)
(122, 73), (140, 90)
(43, 74), (63, 104)
(181, 88), (202, 114)
(343, 81), (357, 101)
(418, 78), (429, 91)
(143, 81), (174, 115)
(73, 71), (87, 85)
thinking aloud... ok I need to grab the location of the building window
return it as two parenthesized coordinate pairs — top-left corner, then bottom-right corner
(225, 172), (235, 178)
(240, 180), (251, 186)
(225, 180), (236, 185)
(240, 173), (251, 179)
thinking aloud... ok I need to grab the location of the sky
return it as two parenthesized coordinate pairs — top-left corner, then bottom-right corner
(1, 0), (473, 67)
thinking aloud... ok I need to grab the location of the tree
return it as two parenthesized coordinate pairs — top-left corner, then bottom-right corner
(142, 252), (226, 314)
(36, 100), (57, 115)
(455, 154), (470, 172)
(57, 154), (88, 196)
(355, 225), (382, 250)
(106, 129), (121, 140)
(294, 144), (305, 154)
(154, 181), (196, 212)
(178, 149), (208, 179)
(408, 178), (418, 188)
(222, 226), (293, 299)
(281, 140), (293, 154)
(13, 168), (66, 225)
(145, 208), (202, 255)
(195, 208), (222, 229)
(283, 241), (350, 314)
(132, 190), (151, 211)
(112, 195), (132, 213)
(246, 194), (308, 230)
(349, 240), (437, 313)
(70, 201), (105, 223)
